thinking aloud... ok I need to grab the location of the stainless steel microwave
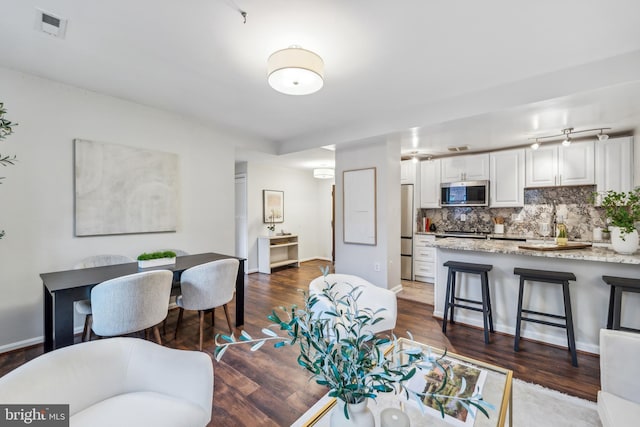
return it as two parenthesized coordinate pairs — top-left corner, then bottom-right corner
(440, 180), (489, 207)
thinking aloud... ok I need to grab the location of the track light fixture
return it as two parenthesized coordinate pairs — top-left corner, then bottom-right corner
(528, 127), (611, 149)
(597, 130), (609, 142)
(562, 128), (572, 147)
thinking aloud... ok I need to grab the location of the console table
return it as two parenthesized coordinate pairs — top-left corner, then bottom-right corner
(258, 235), (299, 273)
(40, 252), (245, 352)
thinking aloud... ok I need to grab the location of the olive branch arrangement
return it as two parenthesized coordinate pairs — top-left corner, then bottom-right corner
(266, 209), (277, 232)
(215, 269), (493, 420)
(0, 101), (18, 239)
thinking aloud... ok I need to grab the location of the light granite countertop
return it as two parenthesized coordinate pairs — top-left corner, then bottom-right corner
(426, 237), (640, 265)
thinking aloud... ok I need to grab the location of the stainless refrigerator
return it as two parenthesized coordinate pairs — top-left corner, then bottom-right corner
(401, 184), (413, 280)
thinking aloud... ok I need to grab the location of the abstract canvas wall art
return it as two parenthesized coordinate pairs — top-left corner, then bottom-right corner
(74, 139), (179, 236)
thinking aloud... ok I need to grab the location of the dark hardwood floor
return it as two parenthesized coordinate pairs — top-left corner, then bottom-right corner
(0, 260), (600, 426)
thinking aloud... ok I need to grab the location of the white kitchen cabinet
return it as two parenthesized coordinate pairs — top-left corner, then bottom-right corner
(559, 141), (595, 185)
(595, 136), (634, 195)
(490, 148), (525, 207)
(258, 235), (299, 274)
(419, 159), (441, 208)
(441, 153), (489, 182)
(525, 141), (594, 187)
(414, 234), (436, 282)
(400, 160), (416, 184)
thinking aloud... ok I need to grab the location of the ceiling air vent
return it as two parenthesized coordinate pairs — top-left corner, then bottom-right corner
(35, 9), (68, 39)
(447, 145), (470, 152)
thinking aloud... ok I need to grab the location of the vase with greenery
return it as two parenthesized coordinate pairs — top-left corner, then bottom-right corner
(137, 250), (177, 268)
(266, 210), (276, 235)
(596, 188), (640, 253)
(0, 101), (18, 240)
(215, 268), (492, 424)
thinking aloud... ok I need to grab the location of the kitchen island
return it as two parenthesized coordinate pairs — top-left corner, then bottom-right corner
(425, 237), (640, 354)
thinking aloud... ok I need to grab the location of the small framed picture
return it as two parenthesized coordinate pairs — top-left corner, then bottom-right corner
(263, 190), (284, 223)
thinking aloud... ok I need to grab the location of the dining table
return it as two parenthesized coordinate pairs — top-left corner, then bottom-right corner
(40, 252), (245, 352)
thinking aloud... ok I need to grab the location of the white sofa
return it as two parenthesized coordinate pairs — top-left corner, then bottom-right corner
(0, 338), (213, 427)
(309, 273), (397, 334)
(598, 329), (640, 427)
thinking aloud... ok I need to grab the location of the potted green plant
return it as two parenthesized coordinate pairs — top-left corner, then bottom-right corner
(0, 101), (18, 240)
(137, 250), (177, 268)
(216, 269), (492, 425)
(597, 188), (640, 254)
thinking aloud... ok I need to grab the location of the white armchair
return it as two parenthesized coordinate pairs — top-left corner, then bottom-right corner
(598, 329), (640, 427)
(0, 338), (213, 427)
(309, 273), (397, 334)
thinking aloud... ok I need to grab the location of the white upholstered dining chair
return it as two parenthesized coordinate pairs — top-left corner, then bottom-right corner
(74, 254), (134, 342)
(91, 270), (173, 344)
(174, 259), (240, 351)
(308, 273), (398, 334)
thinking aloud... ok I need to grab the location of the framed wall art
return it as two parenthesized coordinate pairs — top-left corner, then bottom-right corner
(343, 167), (376, 245)
(74, 139), (179, 236)
(263, 190), (284, 223)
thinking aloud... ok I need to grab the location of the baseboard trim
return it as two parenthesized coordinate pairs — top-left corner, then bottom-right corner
(0, 336), (43, 354)
(390, 284), (403, 294)
(299, 256), (332, 263)
(434, 309), (600, 355)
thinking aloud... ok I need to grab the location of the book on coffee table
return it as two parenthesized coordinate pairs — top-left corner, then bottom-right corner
(405, 356), (488, 426)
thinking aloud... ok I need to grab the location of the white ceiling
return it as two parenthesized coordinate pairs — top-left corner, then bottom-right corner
(2, 0), (640, 169)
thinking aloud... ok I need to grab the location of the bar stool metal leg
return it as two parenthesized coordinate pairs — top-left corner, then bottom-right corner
(482, 271), (495, 333)
(442, 268), (453, 334)
(613, 287), (623, 330)
(607, 285), (615, 329)
(480, 273), (490, 344)
(450, 271), (457, 324)
(562, 281), (578, 367)
(514, 276), (525, 352)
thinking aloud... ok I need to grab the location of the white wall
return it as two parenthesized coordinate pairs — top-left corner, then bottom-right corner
(0, 66), (262, 350)
(244, 163), (333, 272)
(334, 139), (401, 288)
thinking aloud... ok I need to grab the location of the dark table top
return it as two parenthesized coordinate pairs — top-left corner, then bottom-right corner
(40, 252), (244, 292)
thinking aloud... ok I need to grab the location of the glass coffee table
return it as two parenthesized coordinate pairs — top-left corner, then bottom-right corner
(291, 338), (513, 427)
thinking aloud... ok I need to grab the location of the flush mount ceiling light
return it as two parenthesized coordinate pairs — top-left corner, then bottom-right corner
(267, 46), (324, 95)
(528, 127), (611, 149)
(313, 168), (334, 179)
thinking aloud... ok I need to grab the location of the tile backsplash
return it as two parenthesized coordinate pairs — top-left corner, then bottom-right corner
(419, 185), (606, 240)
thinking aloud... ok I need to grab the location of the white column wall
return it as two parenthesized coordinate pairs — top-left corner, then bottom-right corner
(334, 139), (401, 289)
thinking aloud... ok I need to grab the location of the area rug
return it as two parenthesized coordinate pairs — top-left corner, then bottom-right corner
(512, 378), (601, 427)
